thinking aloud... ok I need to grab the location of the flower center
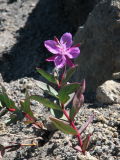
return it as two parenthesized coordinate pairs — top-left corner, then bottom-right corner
(55, 40), (68, 56)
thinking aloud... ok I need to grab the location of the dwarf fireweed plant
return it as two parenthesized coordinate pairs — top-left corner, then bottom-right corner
(0, 33), (94, 157)
(33, 33), (94, 153)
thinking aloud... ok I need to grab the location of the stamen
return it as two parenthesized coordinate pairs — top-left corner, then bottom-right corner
(54, 36), (59, 44)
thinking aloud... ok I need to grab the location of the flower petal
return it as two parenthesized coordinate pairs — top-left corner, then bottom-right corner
(44, 40), (59, 54)
(60, 33), (72, 48)
(67, 47), (80, 59)
(65, 56), (75, 67)
(54, 55), (66, 68)
(46, 55), (57, 61)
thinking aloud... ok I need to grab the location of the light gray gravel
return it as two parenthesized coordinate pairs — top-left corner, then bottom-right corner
(0, 77), (120, 159)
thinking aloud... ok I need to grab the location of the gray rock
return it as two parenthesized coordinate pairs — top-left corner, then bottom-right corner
(94, 146), (103, 156)
(96, 80), (120, 104)
(112, 72), (120, 80)
(74, 0), (120, 92)
(62, 0), (100, 26)
(0, 31), (15, 54)
(77, 152), (98, 160)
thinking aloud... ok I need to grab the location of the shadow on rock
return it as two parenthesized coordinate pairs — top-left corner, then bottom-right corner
(0, 0), (98, 82)
(0, 0), (77, 82)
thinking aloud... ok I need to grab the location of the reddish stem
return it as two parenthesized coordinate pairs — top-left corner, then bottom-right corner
(4, 143), (36, 150)
(4, 144), (21, 150)
(62, 107), (83, 151)
(57, 68), (84, 153)
(59, 65), (66, 87)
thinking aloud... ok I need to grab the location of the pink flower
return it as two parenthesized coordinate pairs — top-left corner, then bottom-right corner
(44, 33), (80, 68)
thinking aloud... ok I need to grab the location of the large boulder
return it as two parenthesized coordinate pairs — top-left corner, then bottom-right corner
(62, 0), (100, 26)
(96, 80), (120, 104)
(74, 0), (120, 92)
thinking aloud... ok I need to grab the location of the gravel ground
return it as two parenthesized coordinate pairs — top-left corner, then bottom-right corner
(0, 78), (120, 160)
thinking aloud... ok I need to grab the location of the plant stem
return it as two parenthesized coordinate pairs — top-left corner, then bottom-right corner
(62, 107), (83, 151)
(59, 65), (66, 87)
(4, 143), (37, 150)
(4, 144), (20, 150)
(58, 69), (84, 153)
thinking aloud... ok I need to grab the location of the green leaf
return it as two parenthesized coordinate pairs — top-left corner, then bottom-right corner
(29, 95), (61, 110)
(50, 117), (77, 135)
(6, 115), (19, 125)
(58, 83), (80, 104)
(36, 68), (56, 84)
(20, 98), (34, 118)
(0, 86), (17, 109)
(20, 91), (35, 118)
(50, 108), (63, 119)
(0, 93), (17, 110)
(69, 107), (77, 121)
(36, 81), (58, 98)
(62, 65), (78, 85)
